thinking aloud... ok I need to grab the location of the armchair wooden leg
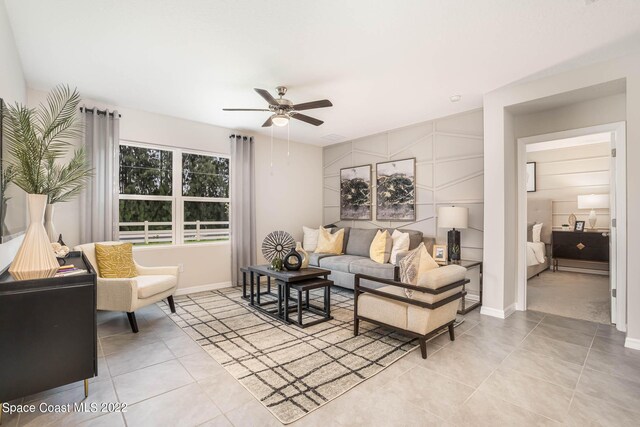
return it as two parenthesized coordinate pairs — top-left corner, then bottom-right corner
(354, 318), (360, 336)
(419, 337), (427, 359)
(167, 295), (176, 313)
(126, 312), (139, 333)
(448, 323), (455, 341)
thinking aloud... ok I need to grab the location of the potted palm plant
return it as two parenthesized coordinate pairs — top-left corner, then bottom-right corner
(2, 85), (89, 279)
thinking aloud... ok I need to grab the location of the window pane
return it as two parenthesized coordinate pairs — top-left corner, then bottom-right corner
(120, 145), (173, 195)
(182, 153), (229, 198)
(119, 199), (172, 245)
(183, 201), (229, 242)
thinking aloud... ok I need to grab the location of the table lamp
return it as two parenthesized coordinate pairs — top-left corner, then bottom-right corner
(577, 194), (609, 230)
(438, 206), (468, 262)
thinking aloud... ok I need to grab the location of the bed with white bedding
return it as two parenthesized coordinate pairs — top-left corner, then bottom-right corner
(527, 199), (551, 279)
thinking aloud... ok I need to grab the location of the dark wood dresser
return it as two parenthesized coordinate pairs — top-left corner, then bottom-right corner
(0, 252), (97, 404)
(551, 230), (609, 271)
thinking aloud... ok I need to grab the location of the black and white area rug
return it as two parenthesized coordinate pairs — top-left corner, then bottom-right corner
(159, 286), (453, 424)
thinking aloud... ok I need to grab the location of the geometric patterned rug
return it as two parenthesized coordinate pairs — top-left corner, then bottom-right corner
(159, 285), (426, 424)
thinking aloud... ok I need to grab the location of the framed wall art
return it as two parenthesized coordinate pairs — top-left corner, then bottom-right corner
(376, 158), (416, 221)
(340, 164), (372, 220)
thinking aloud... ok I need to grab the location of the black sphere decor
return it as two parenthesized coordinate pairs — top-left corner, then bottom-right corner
(283, 247), (302, 271)
(262, 231), (295, 262)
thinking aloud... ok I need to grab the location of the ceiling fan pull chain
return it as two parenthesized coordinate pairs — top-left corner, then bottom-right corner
(270, 125), (274, 173)
(287, 122), (290, 159)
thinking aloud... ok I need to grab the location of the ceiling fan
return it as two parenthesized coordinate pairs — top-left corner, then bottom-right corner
(223, 86), (332, 127)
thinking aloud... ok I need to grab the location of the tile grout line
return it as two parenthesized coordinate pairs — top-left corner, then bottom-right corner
(565, 325), (597, 414)
(458, 313), (546, 408)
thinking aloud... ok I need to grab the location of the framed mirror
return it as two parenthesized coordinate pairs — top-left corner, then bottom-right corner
(1, 97), (27, 243)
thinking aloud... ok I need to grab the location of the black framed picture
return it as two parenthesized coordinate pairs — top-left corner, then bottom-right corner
(574, 221), (585, 232)
(526, 162), (536, 192)
(339, 164), (372, 220)
(376, 158), (416, 221)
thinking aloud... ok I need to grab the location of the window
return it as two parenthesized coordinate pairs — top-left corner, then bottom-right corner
(118, 143), (230, 245)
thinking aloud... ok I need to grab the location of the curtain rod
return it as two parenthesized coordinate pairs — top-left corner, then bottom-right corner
(79, 107), (121, 118)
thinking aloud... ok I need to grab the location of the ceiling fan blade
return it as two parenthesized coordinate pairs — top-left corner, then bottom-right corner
(292, 99), (333, 111)
(254, 88), (279, 106)
(292, 113), (323, 126)
(223, 108), (270, 111)
(261, 116), (273, 127)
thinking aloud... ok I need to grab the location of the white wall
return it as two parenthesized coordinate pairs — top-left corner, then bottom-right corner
(527, 142), (610, 231)
(322, 109), (484, 261)
(26, 88), (323, 290)
(483, 52), (640, 347)
(0, 0), (26, 271)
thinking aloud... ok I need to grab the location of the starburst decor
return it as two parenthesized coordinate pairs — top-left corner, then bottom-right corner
(261, 230), (295, 262)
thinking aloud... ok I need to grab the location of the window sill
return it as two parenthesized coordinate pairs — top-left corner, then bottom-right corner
(132, 241), (230, 251)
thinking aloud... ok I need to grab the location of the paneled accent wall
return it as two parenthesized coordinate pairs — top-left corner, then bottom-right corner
(323, 109), (484, 261)
(527, 142), (610, 231)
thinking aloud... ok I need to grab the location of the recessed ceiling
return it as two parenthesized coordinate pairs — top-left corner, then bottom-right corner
(4, 0), (640, 146)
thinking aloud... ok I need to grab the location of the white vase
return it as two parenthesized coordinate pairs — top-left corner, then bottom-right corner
(296, 241), (309, 269)
(44, 203), (59, 243)
(9, 194), (59, 280)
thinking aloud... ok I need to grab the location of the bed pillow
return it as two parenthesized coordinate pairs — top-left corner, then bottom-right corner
(302, 226), (320, 251)
(315, 227), (344, 254)
(390, 229), (411, 265)
(532, 223), (543, 243)
(527, 222), (535, 242)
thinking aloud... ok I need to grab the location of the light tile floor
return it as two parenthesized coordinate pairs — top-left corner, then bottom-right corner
(4, 300), (640, 426)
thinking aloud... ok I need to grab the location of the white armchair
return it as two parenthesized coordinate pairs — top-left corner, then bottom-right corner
(74, 242), (179, 333)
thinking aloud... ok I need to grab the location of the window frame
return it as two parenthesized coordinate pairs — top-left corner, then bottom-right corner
(117, 140), (230, 246)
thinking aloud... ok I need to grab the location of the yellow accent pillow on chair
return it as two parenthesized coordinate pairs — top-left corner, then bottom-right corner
(314, 227), (344, 254)
(95, 243), (138, 278)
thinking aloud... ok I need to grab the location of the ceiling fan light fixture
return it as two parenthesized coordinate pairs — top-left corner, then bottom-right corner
(272, 114), (289, 127)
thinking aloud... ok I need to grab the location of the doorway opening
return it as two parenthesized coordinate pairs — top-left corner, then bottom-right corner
(517, 123), (626, 330)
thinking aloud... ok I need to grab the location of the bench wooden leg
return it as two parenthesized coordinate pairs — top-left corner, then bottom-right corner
(419, 337), (427, 359)
(167, 295), (176, 313)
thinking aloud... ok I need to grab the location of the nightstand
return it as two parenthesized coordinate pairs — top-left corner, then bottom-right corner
(448, 259), (482, 314)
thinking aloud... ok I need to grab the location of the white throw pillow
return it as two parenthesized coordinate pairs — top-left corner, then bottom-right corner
(302, 226), (320, 251)
(390, 229), (410, 265)
(532, 223), (543, 243)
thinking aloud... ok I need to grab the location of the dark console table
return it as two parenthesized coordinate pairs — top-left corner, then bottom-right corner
(551, 230), (609, 271)
(0, 252), (97, 409)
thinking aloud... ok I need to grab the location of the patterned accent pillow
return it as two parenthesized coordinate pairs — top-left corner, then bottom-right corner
(95, 243), (138, 278)
(398, 242), (439, 298)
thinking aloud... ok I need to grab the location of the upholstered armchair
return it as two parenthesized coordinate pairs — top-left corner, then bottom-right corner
(74, 242), (179, 333)
(354, 265), (468, 358)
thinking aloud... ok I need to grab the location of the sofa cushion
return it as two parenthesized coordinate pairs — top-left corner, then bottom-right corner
(357, 285), (408, 330)
(319, 255), (364, 273)
(308, 252), (337, 267)
(345, 228), (378, 257)
(418, 264), (467, 290)
(329, 226), (350, 254)
(349, 258), (396, 280)
(136, 274), (177, 299)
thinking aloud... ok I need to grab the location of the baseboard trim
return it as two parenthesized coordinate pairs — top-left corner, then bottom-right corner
(480, 303), (516, 319)
(624, 337), (640, 351)
(556, 266), (609, 276)
(175, 281), (232, 296)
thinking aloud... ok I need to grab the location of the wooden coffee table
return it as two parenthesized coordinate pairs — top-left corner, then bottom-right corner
(243, 265), (333, 326)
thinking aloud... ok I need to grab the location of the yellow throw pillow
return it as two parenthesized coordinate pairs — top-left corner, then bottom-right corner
(314, 227), (344, 254)
(95, 243), (138, 278)
(370, 230), (392, 264)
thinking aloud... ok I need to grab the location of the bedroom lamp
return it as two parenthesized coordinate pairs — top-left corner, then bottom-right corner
(577, 194), (609, 230)
(438, 206), (468, 262)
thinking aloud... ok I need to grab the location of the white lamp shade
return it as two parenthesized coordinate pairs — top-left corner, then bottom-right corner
(577, 194), (609, 210)
(438, 206), (468, 229)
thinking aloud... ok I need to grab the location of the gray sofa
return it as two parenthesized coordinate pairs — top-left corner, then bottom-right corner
(308, 227), (434, 290)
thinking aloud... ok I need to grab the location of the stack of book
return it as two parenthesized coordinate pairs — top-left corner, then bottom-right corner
(55, 265), (88, 277)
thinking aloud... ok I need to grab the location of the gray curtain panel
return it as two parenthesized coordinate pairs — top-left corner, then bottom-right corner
(230, 134), (256, 286)
(79, 108), (120, 244)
